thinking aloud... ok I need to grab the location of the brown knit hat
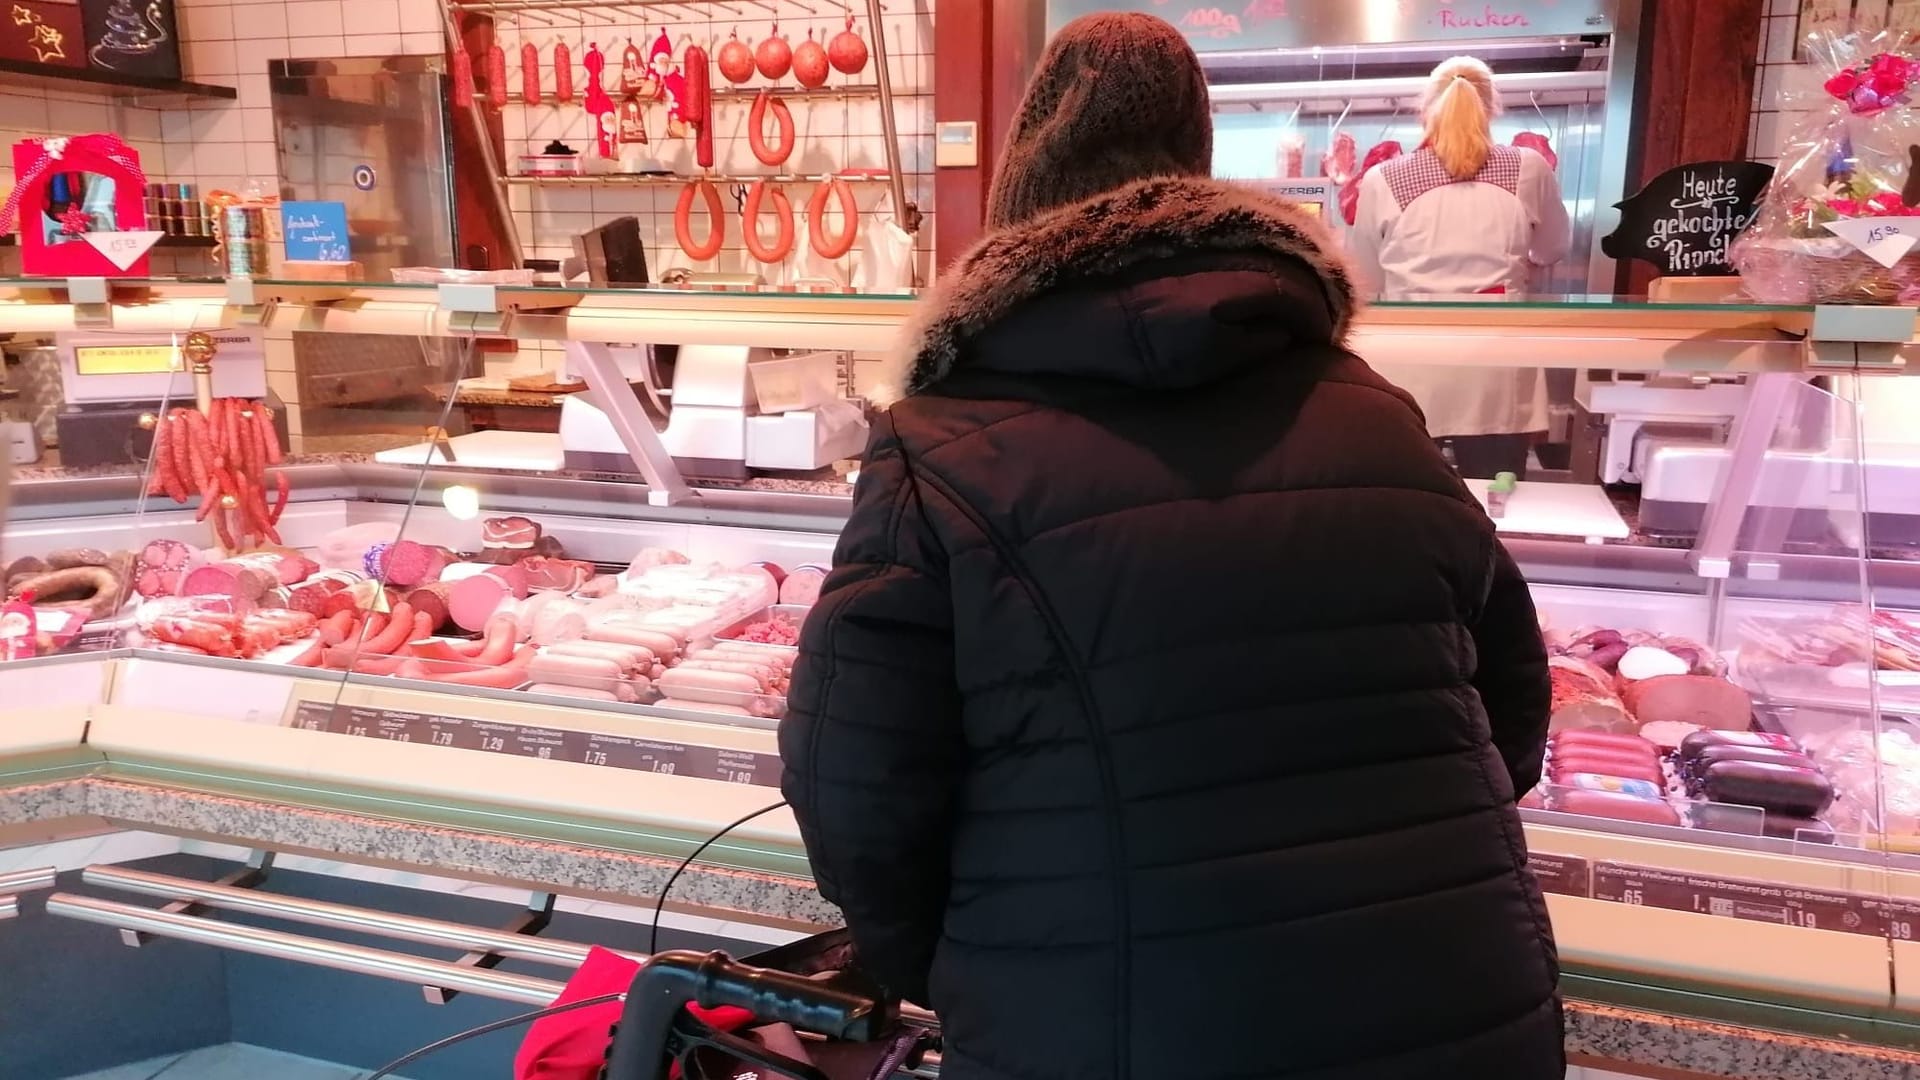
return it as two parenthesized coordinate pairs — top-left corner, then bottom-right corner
(985, 13), (1213, 229)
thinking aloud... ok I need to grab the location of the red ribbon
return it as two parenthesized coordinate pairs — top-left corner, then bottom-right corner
(0, 133), (148, 235)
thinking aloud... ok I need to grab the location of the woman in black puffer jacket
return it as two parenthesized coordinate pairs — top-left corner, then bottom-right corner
(779, 13), (1559, 1080)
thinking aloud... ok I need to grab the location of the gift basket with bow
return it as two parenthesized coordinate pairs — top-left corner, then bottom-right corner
(1732, 28), (1920, 304)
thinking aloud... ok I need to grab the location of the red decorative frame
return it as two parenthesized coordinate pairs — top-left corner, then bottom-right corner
(4, 134), (151, 277)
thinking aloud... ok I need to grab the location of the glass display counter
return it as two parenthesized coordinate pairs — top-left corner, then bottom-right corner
(5, 285), (1920, 1069)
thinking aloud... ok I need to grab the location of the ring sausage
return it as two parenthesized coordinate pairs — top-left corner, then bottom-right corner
(674, 179), (726, 262)
(748, 90), (795, 167)
(743, 181), (794, 263)
(808, 177), (858, 260)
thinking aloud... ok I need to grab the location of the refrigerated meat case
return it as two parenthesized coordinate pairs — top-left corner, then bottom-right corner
(5, 283), (1920, 1069)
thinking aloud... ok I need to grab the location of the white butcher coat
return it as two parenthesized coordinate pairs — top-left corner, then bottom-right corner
(1349, 144), (1572, 438)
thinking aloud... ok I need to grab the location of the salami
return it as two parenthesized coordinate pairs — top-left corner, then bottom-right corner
(521, 42), (541, 104)
(685, 44), (713, 169)
(779, 565), (827, 607)
(554, 40), (573, 102)
(487, 42), (508, 107)
(452, 46), (475, 108)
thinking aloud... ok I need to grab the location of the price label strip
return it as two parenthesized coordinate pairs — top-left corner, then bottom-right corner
(1591, 861), (1920, 938)
(286, 702), (782, 788)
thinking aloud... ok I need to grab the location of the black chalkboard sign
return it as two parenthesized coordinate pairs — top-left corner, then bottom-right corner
(1602, 160), (1775, 277)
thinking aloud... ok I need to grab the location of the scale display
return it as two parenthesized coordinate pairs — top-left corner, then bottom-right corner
(71, 343), (177, 378)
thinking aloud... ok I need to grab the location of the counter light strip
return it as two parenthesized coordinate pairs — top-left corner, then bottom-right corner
(44, 893), (565, 1006)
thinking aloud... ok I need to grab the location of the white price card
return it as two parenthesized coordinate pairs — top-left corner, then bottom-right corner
(1824, 217), (1920, 269)
(81, 230), (163, 271)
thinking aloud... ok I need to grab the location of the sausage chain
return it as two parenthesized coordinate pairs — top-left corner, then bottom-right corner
(146, 397), (290, 552)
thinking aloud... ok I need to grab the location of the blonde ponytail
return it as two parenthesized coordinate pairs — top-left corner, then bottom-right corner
(1421, 57), (1500, 181)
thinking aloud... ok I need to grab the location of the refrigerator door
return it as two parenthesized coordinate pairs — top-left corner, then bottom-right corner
(269, 55), (457, 278)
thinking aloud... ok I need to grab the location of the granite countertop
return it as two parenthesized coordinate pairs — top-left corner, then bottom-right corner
(6, 773), (1920, 1079)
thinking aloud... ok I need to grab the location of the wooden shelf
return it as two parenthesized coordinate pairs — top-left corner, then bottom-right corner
(0, 59), (236, 102)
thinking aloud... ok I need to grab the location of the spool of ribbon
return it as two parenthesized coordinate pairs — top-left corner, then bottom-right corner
(0, 133), (147, 235)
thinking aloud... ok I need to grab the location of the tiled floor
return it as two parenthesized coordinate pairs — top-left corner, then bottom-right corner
(60, 1042), (415, 1080)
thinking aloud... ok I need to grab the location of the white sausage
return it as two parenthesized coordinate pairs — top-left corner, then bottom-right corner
(658, 698), (752, 717)
(588, 623), (683, 658)
(658, 667), (760, 706)
(528, 683), (620, 702)
(543, 640), (655, 673)
(678, 658), (776, 691)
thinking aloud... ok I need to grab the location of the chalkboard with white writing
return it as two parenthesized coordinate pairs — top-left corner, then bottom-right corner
(1602, 160), (1775, 277)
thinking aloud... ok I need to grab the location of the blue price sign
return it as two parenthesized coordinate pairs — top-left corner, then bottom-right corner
(281, 200), (352, 262)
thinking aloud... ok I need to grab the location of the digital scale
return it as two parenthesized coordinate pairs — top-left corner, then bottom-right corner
(51, 330), (282, 468)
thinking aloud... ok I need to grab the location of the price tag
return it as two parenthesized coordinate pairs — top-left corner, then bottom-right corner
(1527, 852), (1591, 897)
(1824, 217), (1920, 269)
(81, 230), (163, 271)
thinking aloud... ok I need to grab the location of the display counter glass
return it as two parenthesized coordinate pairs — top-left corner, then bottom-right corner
(4, 288), (1920, 1054)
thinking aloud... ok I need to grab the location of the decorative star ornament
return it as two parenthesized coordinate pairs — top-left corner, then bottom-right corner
(11, 5), (35, 27)
(31, 24), (64, 63)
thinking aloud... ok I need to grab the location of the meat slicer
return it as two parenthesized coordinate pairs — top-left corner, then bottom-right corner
(1571, 374), (1750, 486)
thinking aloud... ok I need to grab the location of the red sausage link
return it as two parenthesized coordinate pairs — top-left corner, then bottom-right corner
(808, 177), (858, 259)
(743, 181), (794, 263)
(674, 179), (726, 261)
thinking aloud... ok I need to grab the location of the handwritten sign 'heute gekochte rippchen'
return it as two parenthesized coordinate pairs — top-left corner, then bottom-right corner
(1602, 161), (1775, 277)
(1043, 0), (1611, 48)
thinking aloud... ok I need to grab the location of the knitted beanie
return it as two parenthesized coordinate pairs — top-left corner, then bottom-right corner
(985, 13), (1214, 229)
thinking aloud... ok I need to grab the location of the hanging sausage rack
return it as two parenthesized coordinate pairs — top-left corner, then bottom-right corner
(439, 0), (919, 271)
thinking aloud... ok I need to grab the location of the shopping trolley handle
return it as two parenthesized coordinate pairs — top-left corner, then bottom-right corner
(602, 950), (899, 1080)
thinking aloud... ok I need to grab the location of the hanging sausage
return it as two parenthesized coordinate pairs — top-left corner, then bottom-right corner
(793, 28), (829, 89)
(808, 177), (858, 260)
(756, 23), (792, 80)
(749, 89), (795, 167)
(553, 40), (574, 103)
(719, 29), (755, 84)
(675, 179), (726, 261)
(520, 41), (541, 105)
(486, 39), (508, 107)
(451, 44), (475, 108)
(685, 43), (713, 169)
(829, 15), (868, 75)
(743, 181), (795, 263)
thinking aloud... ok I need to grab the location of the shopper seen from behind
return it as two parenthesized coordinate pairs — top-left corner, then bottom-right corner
(782, 13), (1560, 1080)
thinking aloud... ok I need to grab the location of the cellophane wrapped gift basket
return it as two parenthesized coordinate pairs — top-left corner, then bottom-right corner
(1733, 28), (1920, 304)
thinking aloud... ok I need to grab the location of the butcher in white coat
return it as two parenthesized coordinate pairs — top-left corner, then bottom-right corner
(1350, 55), (1572, 478)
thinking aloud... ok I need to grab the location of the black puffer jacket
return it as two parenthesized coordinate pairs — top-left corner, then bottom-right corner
(781, 178), (1559, 1080)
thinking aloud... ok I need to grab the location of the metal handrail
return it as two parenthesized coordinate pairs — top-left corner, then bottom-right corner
(0, 867), (56, 895)
(46, 894), (565, 1006)
(0, 897), (18, 921)
(84, 865), (630, 968)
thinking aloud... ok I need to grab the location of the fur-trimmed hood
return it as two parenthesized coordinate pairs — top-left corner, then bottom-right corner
(879, 176), (1359, 405)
